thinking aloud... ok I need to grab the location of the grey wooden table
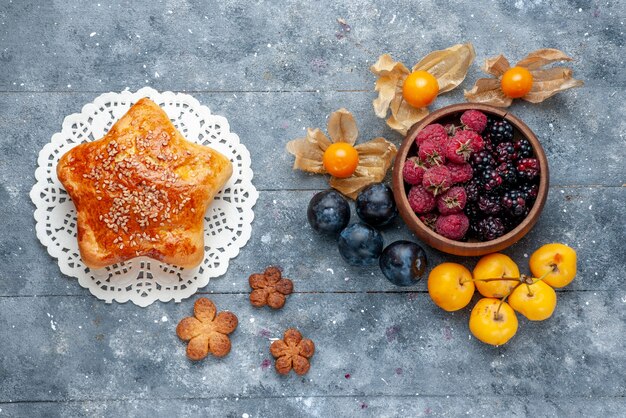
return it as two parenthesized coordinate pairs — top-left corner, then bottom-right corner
(1, 1), (625, 417)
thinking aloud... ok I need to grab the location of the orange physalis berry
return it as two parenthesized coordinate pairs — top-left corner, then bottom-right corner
(402, 70), (439, 108)
(501, 66), (533, 98)
(323, 142), (359, 178)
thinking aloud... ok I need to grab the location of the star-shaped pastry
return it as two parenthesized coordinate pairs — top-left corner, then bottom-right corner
(56, 97), (233, 269)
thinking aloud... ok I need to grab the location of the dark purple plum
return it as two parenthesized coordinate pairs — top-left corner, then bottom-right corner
(356, 183), (398, 227)
(307, 190), (350, 234)
(379, 241), (427, 286)
(337, 223), (383, 266)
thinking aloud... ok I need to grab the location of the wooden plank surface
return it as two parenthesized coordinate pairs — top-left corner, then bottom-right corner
(1, 293), (624, 400)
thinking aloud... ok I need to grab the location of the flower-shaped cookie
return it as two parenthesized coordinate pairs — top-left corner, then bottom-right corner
(270, 328), (315, 375)
(286, 108), (397, 199)
(370, 43), (476, 135)
(249, 266), (294, 309)
(176, 298), (238, 361)
(464, 48), (583, 107)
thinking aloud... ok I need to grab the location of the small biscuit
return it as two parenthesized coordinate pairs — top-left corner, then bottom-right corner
(270, 328), (315, 376)
(176, 298), (238, 360)
(249, 266), (294, 309)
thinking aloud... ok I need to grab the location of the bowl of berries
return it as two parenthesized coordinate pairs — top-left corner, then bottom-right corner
(392, 103), (549, 256)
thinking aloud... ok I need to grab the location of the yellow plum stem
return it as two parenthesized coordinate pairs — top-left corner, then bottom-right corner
(530, 271), (552, 284)
(461, 276), (521, 285)
(525, 283), (533, 297)
(495, 282), (521, 320)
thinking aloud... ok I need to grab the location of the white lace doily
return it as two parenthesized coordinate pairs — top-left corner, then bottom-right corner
(30, 87), (258, 306)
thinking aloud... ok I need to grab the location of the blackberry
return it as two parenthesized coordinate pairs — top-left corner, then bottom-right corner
(520, 206), (531, 218)
(480, 167), (503, 192)
(476, 216), (506, 241)
(464, 203), (482, 238)
(469, 150), (496, 173)
(496, 161), (518, 186)
(517, 158), (540, 181)
(503, 207), (529, 232)
(482, 133), (494, 152)
(465, 178), (481, 202)
(501, 190), (527, 217)
(478, 194), (502, 215)
(487, 120), (514, 144)
(494, 142), (517, 163)
(468, 223), (481, 239)
(519, 182), (539, 201)
(514, 138), (533, 159)
(464, 202), (482, 222)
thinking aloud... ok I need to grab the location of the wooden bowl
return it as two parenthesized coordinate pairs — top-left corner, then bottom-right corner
(392, 103), (549, 257)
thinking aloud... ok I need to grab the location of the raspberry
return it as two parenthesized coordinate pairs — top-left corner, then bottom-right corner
(446, 162), (473, 184)
(476, 216), (506, 241)
(435, 213), (469, 240)
(479, 167), (503, 192)
(502, 189), (527, 217)
(514, 138), (533, 159)
(437, 186), (467, 215)
(496, 161), (518, 186)
(416, 123), (448, 147)
(478, 194), (502, 215)
(466, 130), (485, 152)
(402, 157), (427, 185)
(494, 142), (517, 163)
(465, 178), (481, 202)
(487, 120), (514, 144)
(407, 185), (436, 214)
(418, 138), (446, 166)
(419, 212), (438, 230)
(469, 150), (496, 173)
(460, 110), (488, 133)
(444, 123), (457, 136)
(445, 130), (484, 164)
(444, 137), (471, 164)
(517, 158), (540, 181)
(422, 165), (452, 196)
